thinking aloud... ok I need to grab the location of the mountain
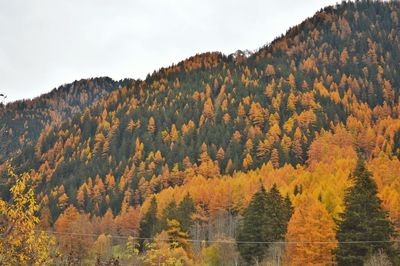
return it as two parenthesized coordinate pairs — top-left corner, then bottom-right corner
(2, 1), (400, 264)
(8, 0), (400, 214)
(0, 77), (132, 162)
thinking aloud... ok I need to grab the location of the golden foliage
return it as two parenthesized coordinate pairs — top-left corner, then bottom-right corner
(0, 164), (55, 265)
(285, 195), (337, 265)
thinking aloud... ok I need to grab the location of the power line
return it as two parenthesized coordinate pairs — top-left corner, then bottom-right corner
(37, 230), (400, 245)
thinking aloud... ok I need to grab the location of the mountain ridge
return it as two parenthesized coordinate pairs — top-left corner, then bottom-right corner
(0, 77), (133, 162)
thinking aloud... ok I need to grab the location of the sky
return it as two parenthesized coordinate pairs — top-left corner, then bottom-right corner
(0, 0), (340, 103)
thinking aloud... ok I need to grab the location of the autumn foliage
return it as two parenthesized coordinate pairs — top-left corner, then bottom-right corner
(0, 0), (400, 264)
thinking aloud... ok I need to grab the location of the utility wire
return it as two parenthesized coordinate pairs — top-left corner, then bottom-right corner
(36, 230), (400, 245)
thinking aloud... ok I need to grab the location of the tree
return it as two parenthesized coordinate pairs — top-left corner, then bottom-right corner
(99, 208), (114, 235)
(285, 195), (337, 265)
(335, 159), (397, 265)
(114, 206), (140, 236)
(165, 219), (192, 258)
(340, 48), (349, 64)
(199, 237), (239, 266)
(0, 164), (55, 266)
(270, 148), (280, 168)
(139, 196), (159, 250)
(197, 145), (220, 179)
(236, 185), (269, 264)
(54, 205), (94, 261)
(159, 194), (195, 234)
(265, 64), (275, 76)
(91, 234), (112, 262)
(249, 102), (265, 127)
(236, 184), (293, 264)
(159, 200), (178, 231)
(202, 98), (215, 123)
(147, 116), (156, 134)
(216, 147), (225, 161)
(283, 194), (294, 225)
(141, 230), (193, 266)
(265, 184), (292, 242)
(177, 193), (196, 233)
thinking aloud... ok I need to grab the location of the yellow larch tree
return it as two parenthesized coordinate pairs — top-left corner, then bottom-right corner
(147, 116), (156, 134)
(285, 195), (337, 266)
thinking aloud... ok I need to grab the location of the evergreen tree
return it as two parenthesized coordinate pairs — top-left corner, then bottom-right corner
(159, 200), (178, 231)
(283, 194), (294, 231)
(159, 200), (178, 230)
(139, 196), (159, 250)
(236, 184), (293, 264)
(265, 184), (291, 242)
(335, 159), (397, 265)
(159, 194), (196, 234)
(177, 193), (196, 233)
(236, 185), (269, 264)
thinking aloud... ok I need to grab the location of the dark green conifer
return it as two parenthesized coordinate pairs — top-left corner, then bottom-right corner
(139, 196), (159, 250)
(236, 184), (292, 264)
(159, 200), (178, 231)
(265, 184), (290, 242)
(236, 185), (269, 264)
(335, 159), (397, 265)
(177, 193), (196, 233)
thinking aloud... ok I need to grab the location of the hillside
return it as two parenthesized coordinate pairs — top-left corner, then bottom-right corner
(2, 1), (400, 265)
(24, 0), (400, 205)
(0, 77), (131, 162)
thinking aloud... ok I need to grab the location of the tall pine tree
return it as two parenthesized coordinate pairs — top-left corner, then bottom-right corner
(335, 159), (397, 265)
(236, 184), (293, 265)
(139, 196), (159, 250)
(159, 194), (196, 234)
(177, 193), (196, 233)
(159, 200), (178, 231)
(236, 185), (269, 264)
(265, 184), (293, 242)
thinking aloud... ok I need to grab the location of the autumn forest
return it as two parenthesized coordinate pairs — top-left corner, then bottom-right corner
(1, 1), (400, 265)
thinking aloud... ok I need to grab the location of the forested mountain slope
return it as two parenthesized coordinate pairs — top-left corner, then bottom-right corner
(2, 1), (400, 265)
(0, 77), (130, 162)
(20, 0), (400, 214)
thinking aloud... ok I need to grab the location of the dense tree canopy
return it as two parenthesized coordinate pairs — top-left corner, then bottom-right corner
(0, 0), (400, 264)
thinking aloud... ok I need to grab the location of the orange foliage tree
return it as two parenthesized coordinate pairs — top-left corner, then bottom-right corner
(285, 195), (337, 265)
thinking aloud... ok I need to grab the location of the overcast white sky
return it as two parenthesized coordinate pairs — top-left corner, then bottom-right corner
(0, 0), (339, 102)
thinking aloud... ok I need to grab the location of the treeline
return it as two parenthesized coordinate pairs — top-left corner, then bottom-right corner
(1, 159), (397, 265)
